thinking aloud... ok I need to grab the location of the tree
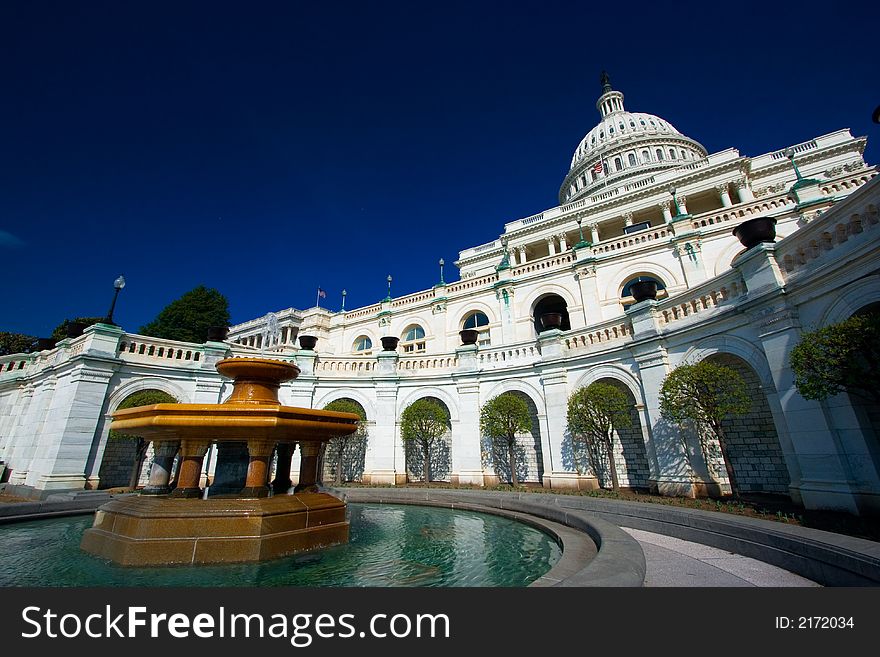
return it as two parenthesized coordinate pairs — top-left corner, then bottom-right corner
(50, 316), (105, 343)
(111, 389), (178, 490)
(790, 312), (880, 404)
(659, 361), (750, 495)
(400, 398), (449, 483)
(323, 399), (368, 485)
(139, 285), (231, 343)
(480, 393), (532, 486)
(0, 332), (37, 356)
(566, 382), (632, 491)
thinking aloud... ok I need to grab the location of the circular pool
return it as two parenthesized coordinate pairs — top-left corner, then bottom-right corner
(0, 503), (561, 587)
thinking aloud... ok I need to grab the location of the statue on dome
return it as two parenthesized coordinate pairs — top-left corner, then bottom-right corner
(600, 70), (612, 93)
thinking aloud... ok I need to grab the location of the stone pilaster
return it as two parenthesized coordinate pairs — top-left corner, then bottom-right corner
(451, 379), (484, 486)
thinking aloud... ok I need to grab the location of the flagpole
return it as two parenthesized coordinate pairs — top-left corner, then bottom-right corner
(316, 287), (320, 308)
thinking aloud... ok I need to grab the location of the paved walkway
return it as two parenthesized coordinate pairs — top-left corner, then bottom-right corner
(623, 527), (820, 587)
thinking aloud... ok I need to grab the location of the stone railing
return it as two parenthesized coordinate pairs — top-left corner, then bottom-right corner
(689, 195), (794, 232)
(313, 357), (376, 375)
(512, 252), (574, 276)
(0, 354), (31, 375)
(344, 303), (382, 319)
(591, 226), (671, 256)
(117, 336), (205, 364)
(391, 289), (436, 308)
(655, 270), (747, 328)
(776, 180), (880, 280)
(820, 173), (875, 198)
(397, 355), (458, 372)
(769, 139), (818, 161)
(476, 343), (540, 367)
(563, 318), (633, 352)
(446, 272), (497, 295)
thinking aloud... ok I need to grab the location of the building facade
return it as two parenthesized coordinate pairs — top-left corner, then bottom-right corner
(2, 80), (879, 513)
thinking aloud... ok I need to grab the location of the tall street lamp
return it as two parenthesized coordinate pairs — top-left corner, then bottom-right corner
(438, 258), (445, 285)
(104, 275), (126, 325)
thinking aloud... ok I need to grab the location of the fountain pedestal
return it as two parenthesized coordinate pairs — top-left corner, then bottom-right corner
(81, 358), (359, 566)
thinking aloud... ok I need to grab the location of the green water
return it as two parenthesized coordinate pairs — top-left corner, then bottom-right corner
(0, 503), (560, 587)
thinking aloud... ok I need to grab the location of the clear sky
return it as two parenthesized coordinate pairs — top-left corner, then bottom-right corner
(1, 1), (877, 337)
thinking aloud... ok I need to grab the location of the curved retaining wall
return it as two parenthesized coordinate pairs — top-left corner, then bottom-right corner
(335, 488), (880, 587)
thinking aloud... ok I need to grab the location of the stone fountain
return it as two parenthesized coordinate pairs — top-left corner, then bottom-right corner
(80, 357), (359, 566)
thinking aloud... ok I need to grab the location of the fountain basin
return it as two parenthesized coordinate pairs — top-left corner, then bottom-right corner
(81, 357), (360, 566)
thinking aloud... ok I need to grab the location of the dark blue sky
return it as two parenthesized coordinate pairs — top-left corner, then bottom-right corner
(1, 1), (877, 337)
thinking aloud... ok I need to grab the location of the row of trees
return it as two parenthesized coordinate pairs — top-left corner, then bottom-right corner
(1, 286), (230, 356)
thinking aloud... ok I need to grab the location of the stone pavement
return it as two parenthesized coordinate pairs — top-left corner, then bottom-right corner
(623, 527), (820, 587)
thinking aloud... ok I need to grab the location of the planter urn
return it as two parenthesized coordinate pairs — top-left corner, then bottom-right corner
(733, 217), (777, 249)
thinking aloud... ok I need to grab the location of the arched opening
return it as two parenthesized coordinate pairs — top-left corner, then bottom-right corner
(98, 389), (179, 490)
(703, 353), (791, 497)
(532, 294), (570, 335)
(401, 396), (451, 482)
(620, 274), (667, 310)
(480, 390), (544, 486)
(401, 324), (426, 353)
(352, 335), (373, 355)
(321, 398), (368, 484)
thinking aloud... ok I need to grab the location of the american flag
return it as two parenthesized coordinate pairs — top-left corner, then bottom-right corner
(592, 160), (604, 175)
(317, 287), (326, 299)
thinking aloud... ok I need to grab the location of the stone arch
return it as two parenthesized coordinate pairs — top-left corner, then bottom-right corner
(699, 352), (791, 496)
(313, 388), (377, 422)
(392, 313), (434, 339)
(530, 292), (572, 334)
(397, 386), (460, 422)
(105, 377), (188, 413)
(350, 330), (377, 354)
(521, 284), (577, 318)
(681, 335), (776, 391)
(400, 394), (453, 482)
(481, 380), (546, 485)
(570, 370), (651, 489)
(319, 396), (369, 484)
(818, 275), (880, 326)
(98, 385), (182, 491)
(604, 261), (680, 299)
(451, 301), (498, 329)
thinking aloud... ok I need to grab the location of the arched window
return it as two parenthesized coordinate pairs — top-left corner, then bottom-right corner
(669, 148), (676, 159)
(628, 153), (637, 167)
(641, 150), (650, 162)
(614, 157), (622, 171)
(681, 150), (686, 159)
(656, 149), (664, 161)
(462, 311), (491, 346)
(620, 275), (667, 310)
(401, 325), (426, 353)
(353, 336), (372, 354)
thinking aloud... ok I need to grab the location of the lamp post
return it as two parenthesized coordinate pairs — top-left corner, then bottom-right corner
(784, 147), (805, 182)
(341, 289), (347, 312)
(574, 217), (590, 249)
(438, 258), (445, 285)
(104, 275), (125, 325)
(385, 275), (392, 301)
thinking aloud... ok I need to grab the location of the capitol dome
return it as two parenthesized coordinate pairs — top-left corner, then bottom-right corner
(559, 73), (708, 204)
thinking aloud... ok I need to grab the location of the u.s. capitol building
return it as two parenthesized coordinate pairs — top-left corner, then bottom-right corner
(2, 76), (878, 514)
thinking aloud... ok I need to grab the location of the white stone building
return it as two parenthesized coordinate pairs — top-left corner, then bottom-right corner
(2, 78), (878, 514)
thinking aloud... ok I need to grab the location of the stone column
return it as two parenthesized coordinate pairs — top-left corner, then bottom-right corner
(676, 195), (688, 215)
(242, 439), (275, 498)
(736, 177), (755, 203)
(623, 212), (634, 227)
(272, 442), (295, 494)
(295, 440), (322, 492)
(716, 183), (733, 207)
(452, 379), (484, 486)
(142, 440), (180, 495)
(547, 237), (557, 256)
(517, 246), (527, 265)
(558, 233), (568, 251)
(171, 439), (210, 498)
(588, 222), (600, 244)
(659, 201), (672, 223)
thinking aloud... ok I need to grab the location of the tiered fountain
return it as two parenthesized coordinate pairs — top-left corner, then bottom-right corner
(80, 357), (359, 566)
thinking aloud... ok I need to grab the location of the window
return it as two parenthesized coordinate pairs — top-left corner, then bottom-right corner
(628, 153), (636, 167)
(681, 150), (687, 159)
(353, 336), (372, 354)
(401, 325), (426, 353)
(656, 149), (664, 161)
(642, 150), (650, 162)
(669, 149), (676, 159)
(614, 157), (622, 171)
(462, 311), (491, 346)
